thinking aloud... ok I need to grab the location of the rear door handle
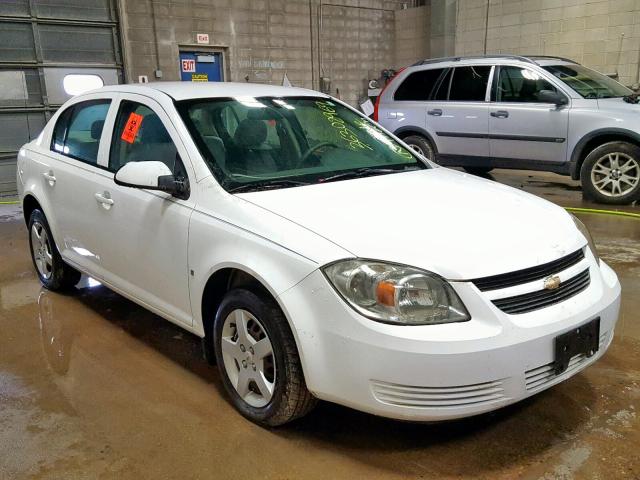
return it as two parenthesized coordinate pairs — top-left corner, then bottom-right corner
(490, 110), (509, 118)
(95, 191), (114, 209)
(428, 109), (443, 116)
(42, 171), (56, 186)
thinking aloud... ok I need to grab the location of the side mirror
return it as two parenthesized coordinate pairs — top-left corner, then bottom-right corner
(114, 161), (189, 199)
(537, 89), (568, 106)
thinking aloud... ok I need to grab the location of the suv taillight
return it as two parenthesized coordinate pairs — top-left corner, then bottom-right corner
(373, 67), (405, 122)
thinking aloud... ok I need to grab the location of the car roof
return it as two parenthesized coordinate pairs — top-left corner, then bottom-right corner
(95, 81), (326, 101)
(408, 55), (578, 69)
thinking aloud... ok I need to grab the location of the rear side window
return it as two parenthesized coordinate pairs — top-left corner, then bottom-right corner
(51, 99), (111, 164)
(393, 68), (445, 101)
(449, 66), (492, 101)
(433, 68), (452, 100)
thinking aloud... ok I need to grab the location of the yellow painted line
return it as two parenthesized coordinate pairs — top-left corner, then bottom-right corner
(565, 206), (640, 219)
(0, 200), (19, 205)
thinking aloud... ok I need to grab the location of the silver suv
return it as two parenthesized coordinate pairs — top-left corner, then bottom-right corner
(375, 55), (640, 205)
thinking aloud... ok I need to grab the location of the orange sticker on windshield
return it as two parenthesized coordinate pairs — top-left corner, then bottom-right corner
(121, 112), (143, 143)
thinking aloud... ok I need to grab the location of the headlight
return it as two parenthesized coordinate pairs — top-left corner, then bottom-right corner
(571, 214), (599, 264)
(323, 259), (470, 325)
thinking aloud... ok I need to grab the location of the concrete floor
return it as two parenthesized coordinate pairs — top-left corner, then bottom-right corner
(0, 170), (638, 480)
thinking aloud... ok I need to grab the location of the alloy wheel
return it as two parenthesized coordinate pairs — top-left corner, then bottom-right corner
(409, 144), (425, 156)
(220, 309), (276, 408)
(591, 152), (640, 198)
(31, 221), (53, 280)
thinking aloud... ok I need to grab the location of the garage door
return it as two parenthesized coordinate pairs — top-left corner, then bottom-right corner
(0, 0), (123, 197)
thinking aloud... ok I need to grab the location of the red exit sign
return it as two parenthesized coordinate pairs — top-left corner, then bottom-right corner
(196, 33), (209, 44)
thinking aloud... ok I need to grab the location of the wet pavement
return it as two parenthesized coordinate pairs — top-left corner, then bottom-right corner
(0, 170), (638, 480)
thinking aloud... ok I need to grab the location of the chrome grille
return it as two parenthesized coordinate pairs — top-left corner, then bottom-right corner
(471, 249), (585, 292)
(492, 269), (590, 315)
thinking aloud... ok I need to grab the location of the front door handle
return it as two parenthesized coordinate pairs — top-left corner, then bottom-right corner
(42, 171), (56, 186)
(95, 191), (114, 209)
(490, 110), (509, 118)
(428, 109), (443, 116)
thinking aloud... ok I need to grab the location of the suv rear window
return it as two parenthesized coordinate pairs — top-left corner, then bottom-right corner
(449, 66), (491, 101)
(394, 68), (445, 101)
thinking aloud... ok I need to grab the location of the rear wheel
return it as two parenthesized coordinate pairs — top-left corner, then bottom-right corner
(28, 209), (81, 291)
(213, 288), (316, 426)
(581, 141), (640, 204)
(402, 135), (436, 162)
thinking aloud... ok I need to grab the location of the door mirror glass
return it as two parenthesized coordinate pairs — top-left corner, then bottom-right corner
(537, 89), (568, 106)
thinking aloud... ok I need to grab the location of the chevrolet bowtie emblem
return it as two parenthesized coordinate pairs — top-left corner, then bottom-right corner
(544, 275), (561, 290)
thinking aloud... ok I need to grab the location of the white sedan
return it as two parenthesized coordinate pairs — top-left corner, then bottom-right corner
(17, 82), (621, 426)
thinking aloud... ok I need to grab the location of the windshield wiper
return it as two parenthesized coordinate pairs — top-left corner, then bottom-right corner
(623, 93), (640, 104)
(226, 179), (311, 193)
(318, 166), (417, 184)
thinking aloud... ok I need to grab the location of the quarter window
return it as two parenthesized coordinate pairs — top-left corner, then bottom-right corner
(494, 66), (558, 103)
(51, 99), (111, 164)
(448, 66), (491, 101)
(110, 100), (186, 179)
(393, 68), (446, 101)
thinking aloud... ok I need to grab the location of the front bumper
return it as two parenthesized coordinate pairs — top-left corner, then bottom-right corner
(277, 259), (621, 421)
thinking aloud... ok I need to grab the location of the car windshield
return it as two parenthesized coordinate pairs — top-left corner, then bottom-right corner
(543, 64), (632, 99)
(176, 96), (426, 192)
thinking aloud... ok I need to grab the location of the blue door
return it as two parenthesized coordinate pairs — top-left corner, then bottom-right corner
(179, 52), (222, 82)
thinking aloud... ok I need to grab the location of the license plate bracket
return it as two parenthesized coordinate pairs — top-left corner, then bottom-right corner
(554, 318), (600, 375)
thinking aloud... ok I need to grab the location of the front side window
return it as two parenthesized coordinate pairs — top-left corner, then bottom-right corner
(543, 64), (632, 99)
(110, 100), (186, 179)
(51, 99), (111, 164)
(448, 66), (492, 101)
(393, 68), (445, 101)
(177, 96), (426, 192)
(494, 66), (559, 103)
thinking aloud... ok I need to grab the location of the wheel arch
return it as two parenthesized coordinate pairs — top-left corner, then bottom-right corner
(570, 128), (640, 180)
(199, 264), (308, 372)
(393, 126), (438, 153)
(22, 193), (42, 226)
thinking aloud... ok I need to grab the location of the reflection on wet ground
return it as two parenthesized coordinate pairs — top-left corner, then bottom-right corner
(1, 170), (639, 479)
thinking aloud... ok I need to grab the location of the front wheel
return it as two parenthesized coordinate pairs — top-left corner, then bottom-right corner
(402, 135), (436, 162)
(213, 288), (316, 426)
(28, 209), (81, 291)
(581, 141), (640, 204)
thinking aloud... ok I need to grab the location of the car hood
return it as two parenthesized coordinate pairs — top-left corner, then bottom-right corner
(597, 97), (640, 112)
(237, 168), (584, 280)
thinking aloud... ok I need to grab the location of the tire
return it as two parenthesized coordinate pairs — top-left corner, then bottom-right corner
(463, 166), (494, 175)
(581, 141), (640, 205)
(403, 135), (436, 162)
(213, 288), (316, 426)
(28, 209), (81, 291)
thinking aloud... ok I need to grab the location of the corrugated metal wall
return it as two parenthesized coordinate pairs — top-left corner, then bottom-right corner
(0, 0), (123, 197)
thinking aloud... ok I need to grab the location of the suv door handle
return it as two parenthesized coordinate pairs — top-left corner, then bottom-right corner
(428, 109), (443, 116)
(490, 110), (509, 118)
(42, 171), (56, 186)
(95, 191), (114, 209)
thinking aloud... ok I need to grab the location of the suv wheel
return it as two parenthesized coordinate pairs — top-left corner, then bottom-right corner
(403, 135), (436, 162)
(213, 288), (316, 426)
(28, 209), (81, 290)
(581, 141), (640, 204)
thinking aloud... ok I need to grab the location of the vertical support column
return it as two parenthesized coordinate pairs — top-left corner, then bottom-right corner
(430, 0), (457, 58)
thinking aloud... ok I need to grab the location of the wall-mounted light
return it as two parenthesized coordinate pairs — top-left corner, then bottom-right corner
(63, 74), (104, 96)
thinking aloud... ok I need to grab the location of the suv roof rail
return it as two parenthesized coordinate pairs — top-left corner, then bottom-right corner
(411, 54), (537, 67)
(523, 55), (577, 64)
